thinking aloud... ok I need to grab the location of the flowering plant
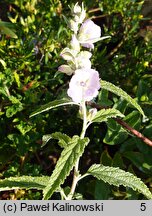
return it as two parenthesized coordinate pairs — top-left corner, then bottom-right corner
(0, 2), (151, 200)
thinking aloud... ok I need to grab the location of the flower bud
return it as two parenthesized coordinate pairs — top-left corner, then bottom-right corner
(73, 2), (81, 14)
(72, 2), (86, 24)
(60, 48), (76, 61)
(78, 3), (86, 23)
(87, 108), (98, 122)
(58, 64), (74, 75)
(69, 19), (78, 33)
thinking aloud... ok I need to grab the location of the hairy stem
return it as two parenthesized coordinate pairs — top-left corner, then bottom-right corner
(66, 159), (79, 200)
(67, 101), (88, 200)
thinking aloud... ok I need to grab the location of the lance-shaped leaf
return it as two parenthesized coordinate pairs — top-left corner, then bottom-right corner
(43, 135), (90, 200)
(87, 164), (152, 199)
(0, 21), (17, 38)
(42, 132), (71, 148)
(91, 108), (124, 123)
(0, 176), (49, 191)
(100, 80), (145, 117)
(30, 98), (78, 117)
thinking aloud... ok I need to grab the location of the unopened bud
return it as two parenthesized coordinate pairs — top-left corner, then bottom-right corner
(58, 64), (74, 75)
(69, 19), (78, 33)
(87, 108), (98, 121)
(60, 48), (75, 61)
(73, 2), (81, 14)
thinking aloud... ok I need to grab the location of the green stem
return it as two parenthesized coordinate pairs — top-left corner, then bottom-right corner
(80, 101), (87, 139)
(66, 101), (87, 200)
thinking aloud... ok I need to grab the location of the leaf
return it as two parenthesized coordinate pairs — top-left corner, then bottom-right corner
(14, 71), (21, 88)
(104, 110), (141, 145)
(43, 135), (90, 199)
(6, 103), (23, 118)
(91, 108), (124, 123)
(103, 119), (128, 145)
(98, 89), (113, 106)
(100, 80), (145, 117)
(0, 176), (49, 192)
(0, 144), (16, 166)
(42, 132), (71, 148)
(87, 164), (152, 199)
(100, 150), (113, 166)
(42, 134), (53, 147)
(95, 180), (111, 200)
(30, 98), (78, 117)
(123, 151), (152, 174)
(112, 152), (126, 169)
(0, 21), (17, 38)
(0, 59), (7, 69)
(0, 21), (16, 29)
(0, 26), (18, 38)
(123, 111), (141, 130)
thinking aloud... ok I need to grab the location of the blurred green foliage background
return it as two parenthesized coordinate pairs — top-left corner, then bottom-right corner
(0, 0), (152, 199)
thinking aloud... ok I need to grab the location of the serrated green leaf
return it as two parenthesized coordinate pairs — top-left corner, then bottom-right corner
(42, 132), (71, 148)
(43, 135), (90, 199)
(92, 108), (124, 123)
(30, 98), (78, 117)
(0, 176), (49, 191)
(100, 80), (145, 117)
(87, 164), (152, 199)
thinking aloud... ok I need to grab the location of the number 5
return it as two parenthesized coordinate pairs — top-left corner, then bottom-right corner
(140, 203), (146, 211)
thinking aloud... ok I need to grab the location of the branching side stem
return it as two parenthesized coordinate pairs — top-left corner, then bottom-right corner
(88, 101), (152, 147)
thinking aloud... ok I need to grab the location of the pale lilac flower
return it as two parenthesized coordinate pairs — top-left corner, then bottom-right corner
(78, 19), (101, 49)
(67, 68), (100, 103)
